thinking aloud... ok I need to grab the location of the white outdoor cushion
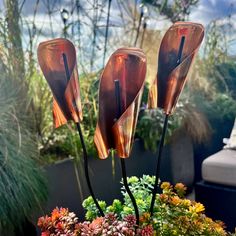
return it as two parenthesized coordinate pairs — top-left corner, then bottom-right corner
(224, 118), (236, 150)
(202, 149), (236, 187)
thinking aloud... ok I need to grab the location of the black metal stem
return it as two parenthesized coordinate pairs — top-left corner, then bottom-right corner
(149, 35), (186, 216)
(177, 36), (185, 65)
(121, 159), (140, 226)
(149, 114), (169, 216)
(62, 53), (104, 217)
(114, 80), (140, 226)
(76, 123), (105, 216)
(62, 53), (70, 80)
(140, 21), (147, 48)
(76, 0), (81, 47)
(102, 0), (112, 68)
(134, 7), (144, 46)
(90, 0), (98, 71)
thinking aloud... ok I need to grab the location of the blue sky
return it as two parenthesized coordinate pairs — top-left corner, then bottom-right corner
(190, 0), (235, 24)
(0, 0), (235, 66)
(0, 0), (235, 29)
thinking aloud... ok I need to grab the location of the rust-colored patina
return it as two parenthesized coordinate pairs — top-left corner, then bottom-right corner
(94, 48), (146, 159)
(148, 22), (204, 114)
(38, 38), (82, 127)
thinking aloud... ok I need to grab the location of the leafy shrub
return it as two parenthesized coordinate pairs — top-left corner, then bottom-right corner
(192, 93), (236, 122)
(136, 100), (211, 151)
(36, 71), (100, 162)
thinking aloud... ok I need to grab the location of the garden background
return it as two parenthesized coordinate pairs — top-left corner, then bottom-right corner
(0, 0), (236, 235)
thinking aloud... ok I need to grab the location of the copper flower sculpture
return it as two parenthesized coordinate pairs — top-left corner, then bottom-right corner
(148, 22), (204, 215)
(37, 38), (104, 216)
(94, 47), (147, 225)
(38, 38), (82, 127)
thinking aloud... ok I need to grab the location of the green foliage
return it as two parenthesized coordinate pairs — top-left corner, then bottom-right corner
(79, 72), (100, 156)
(83, 175), (229, 235)
(28, 70), (53, 146)
(203, 21), (228, 68)
(0, 76), (47, 234)
(190, 21), (236, 124)
(5, 0), (25, 81)
(215, 61), (236, 98)
(193, 93), (236, 122)
(142, 0), (199, 22)
(82, 196), (107, 221)
(106, 199), (124, 216)
(83, 175), (155, 220)
(121, 175), (155, 217)
(136, 101), (188, 152)
(33, 71), (100, 163)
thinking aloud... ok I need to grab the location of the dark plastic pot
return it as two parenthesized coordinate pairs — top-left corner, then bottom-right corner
(38, 127), (193, 222)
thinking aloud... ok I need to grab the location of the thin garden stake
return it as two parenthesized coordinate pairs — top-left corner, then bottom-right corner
(90, 0), (98, 71)
(149, 36), (186, 216)
(114, 79), (140, 226)
(140, 21), (147, 48)
(76, 0), (81, 48)
(102, 0), (112, 68)
(134, 6), (144, 47)
(62, 53), (104, 217)
(149, 114), (169, 216)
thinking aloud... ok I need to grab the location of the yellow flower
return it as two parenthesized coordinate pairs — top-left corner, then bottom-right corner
(195, 203), (205, 213)
(181, 199), (191, 207)
(215, 226), (225, 235)
(205, 217), (213, 224)
(161, 182), (171, 190)
(189, 203), (205, 214)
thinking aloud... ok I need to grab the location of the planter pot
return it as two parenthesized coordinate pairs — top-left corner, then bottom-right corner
(35, 128), (193, 235)
(39, 127), (193, 221)
(127, 128), (194, 188)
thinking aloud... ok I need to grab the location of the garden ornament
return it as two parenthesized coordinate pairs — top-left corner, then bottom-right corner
(94, 47), (147, 225)
(148, 22), (204, 216)
(38, 38), (82, 127)
(37, 38), (104, 216)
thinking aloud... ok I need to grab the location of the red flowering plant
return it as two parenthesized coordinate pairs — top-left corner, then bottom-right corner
(38, 208), (154, 236)
(37, 207), (80, 236)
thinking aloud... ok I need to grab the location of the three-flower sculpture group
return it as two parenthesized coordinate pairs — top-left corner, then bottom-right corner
(38, 22), (204, 226)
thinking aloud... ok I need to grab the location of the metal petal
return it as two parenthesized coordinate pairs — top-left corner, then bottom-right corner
(37, 38), (82, 127)
(94, 48), (146, 159)
(52, 98), (67, 128)
(147, 77), (157, 109)
(148, 22), (204, 114)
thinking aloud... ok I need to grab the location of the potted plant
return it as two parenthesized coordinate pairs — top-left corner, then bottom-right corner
(38, 175), (235, 236)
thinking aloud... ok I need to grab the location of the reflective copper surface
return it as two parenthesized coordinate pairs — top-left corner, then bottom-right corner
(38, 38), (82, 127)
(148, 22), (204, 114)
(147, 77), (157, 109)
(94, 48), (146, 159)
